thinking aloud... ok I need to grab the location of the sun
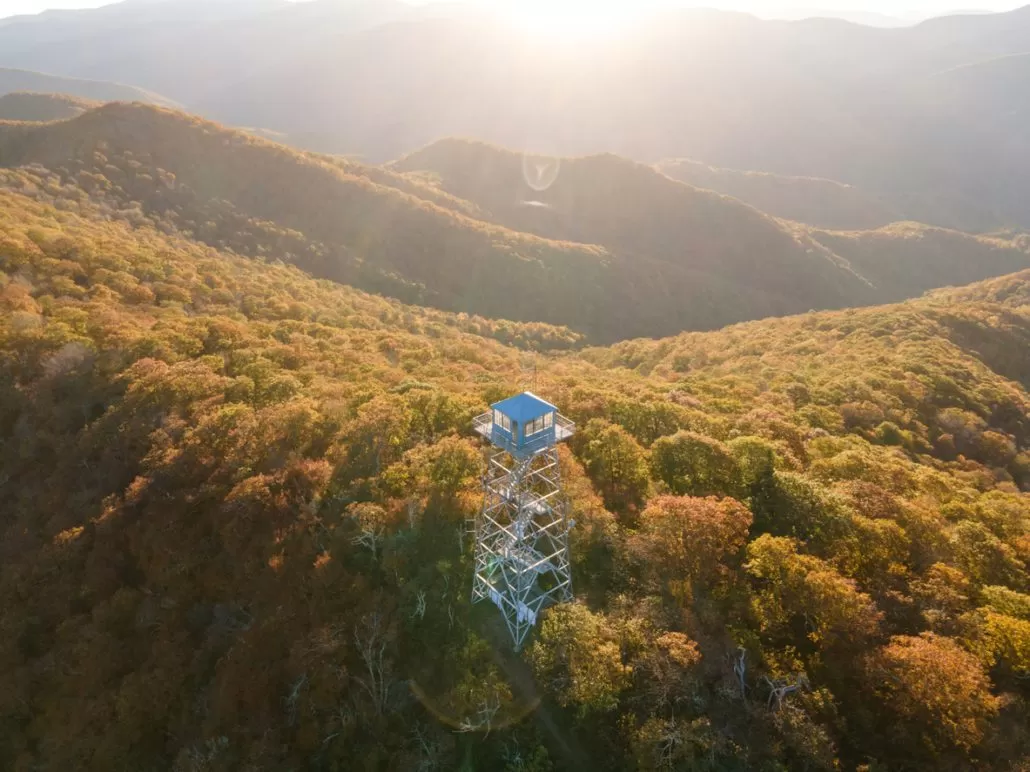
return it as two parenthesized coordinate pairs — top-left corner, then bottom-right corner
(500, 0), (652, 41)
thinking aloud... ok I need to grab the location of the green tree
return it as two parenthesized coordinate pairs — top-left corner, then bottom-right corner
(526, 604), (632, 714)
(576, 418), (650, 515)
(746, 535), (882, 650)
(650, 430), (740, 498)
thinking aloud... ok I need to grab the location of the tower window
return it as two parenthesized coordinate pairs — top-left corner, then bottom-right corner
(494, 410), (512, 433)
(524, 414), (551, 437)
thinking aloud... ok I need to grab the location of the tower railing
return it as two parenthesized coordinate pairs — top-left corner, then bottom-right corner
(472, 411), (493, 438)
(554, 413), (575, 442)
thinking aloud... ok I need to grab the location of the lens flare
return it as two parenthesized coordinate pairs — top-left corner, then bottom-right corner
(522, 153), (561, 192)
(409, 679), (542, 731)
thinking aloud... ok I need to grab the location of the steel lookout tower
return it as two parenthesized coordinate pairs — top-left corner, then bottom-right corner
(471, 392), (575, 650)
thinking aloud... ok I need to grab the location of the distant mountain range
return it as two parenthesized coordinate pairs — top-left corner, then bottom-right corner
(3, 1), (1028, 232)
(767, 7), (997, 26)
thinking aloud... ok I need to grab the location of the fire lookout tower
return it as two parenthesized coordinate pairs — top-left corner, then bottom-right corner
(471, 392), (575, 650)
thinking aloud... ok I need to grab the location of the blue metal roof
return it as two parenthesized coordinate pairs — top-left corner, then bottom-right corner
(491, 391), (556, 423)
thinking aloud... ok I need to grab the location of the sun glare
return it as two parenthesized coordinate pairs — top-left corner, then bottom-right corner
(501, 0), (653, 41)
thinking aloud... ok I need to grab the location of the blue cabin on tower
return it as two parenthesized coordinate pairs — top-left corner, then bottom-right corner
(473, 391), (574, 458)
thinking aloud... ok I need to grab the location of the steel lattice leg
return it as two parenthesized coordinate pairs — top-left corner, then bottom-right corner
(471, 445), (573, 650)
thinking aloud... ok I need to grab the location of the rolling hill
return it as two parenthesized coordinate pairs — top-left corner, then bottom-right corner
(5, 4), (1030, 230)
(393, 137), (1030, 307)
(186, 6), (1030, 231)
(0, 91), (98, 122)
(3, 105), (1027, 344)
(0, 67), (176, 107)
(1, 7), (1028, 771)
(0, 177), (1027, 770)
(656, 157), (904, 231)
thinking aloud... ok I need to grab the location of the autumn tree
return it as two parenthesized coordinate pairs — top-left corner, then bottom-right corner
(635, 631), (703, 712)
(910, 563), (974, 631)
(633, 495), (752, 595)
(965, 610), (1030, 679)
(650, 430), (741, 498)
(746, 534), (882, 650)
(865, 633), (1000, 759)
(380, 436), (483, 509)
(949, 520), (1026, 588)
(629, 716), (725, 771)
(343, 395), (413, 480)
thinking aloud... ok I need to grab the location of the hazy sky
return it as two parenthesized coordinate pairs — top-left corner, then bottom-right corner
(1, 0), (1024, 22)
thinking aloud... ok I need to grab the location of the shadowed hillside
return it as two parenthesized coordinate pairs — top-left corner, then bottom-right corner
(0, 91), (97, 122)
(394, 137), (1030, 305)
(0, 103), (928, 343)
(2, 106), (1026, 343)
(656, 157), (904, 231)
(807, 223), (1030, 302)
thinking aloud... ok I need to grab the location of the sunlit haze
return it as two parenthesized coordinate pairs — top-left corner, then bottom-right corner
(499, 0), (651, 39)
(1, 0), (1025, 24)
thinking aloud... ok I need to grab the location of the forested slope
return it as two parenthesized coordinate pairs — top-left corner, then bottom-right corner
(0, 104), (865, 342)
(394, 138), (1030, 306)
(4, 104), (1027, 345)
(1, 185), (1028, 770)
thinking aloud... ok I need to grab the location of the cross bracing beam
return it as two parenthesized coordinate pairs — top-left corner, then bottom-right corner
(471, 443), (573, 650)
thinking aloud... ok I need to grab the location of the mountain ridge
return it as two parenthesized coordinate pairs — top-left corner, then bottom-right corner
(655, 157), (905, 231)
(0, 91), (99, 122)
(2, 105), (1027, 344)
(393, 136), (1030, 307)
(0, 66), (177, 108)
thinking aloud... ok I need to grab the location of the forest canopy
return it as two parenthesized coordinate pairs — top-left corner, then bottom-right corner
(0, 112), (1029, 770)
